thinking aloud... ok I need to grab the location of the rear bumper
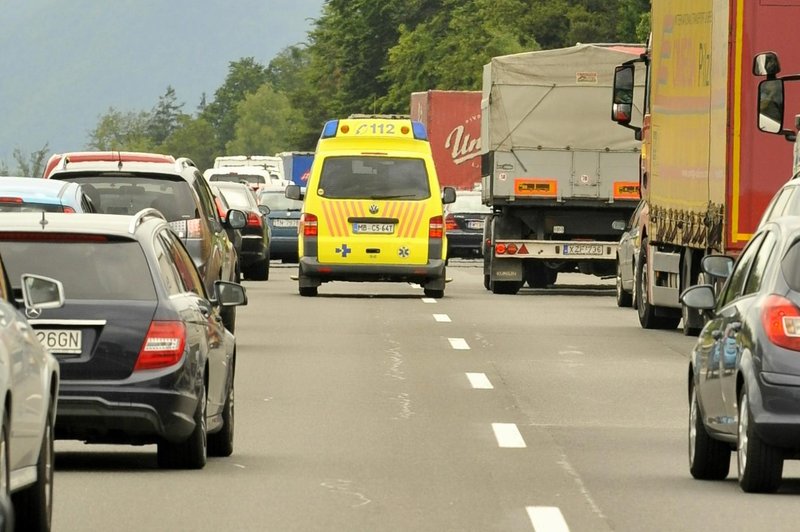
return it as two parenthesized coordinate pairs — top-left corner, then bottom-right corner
(240, 235), (268, 266)
(55, 381), (200, 444)
(299, 257), (445, 283)
(752, 372), (800, 449)
(447, 232), (483, 257)
(270, 236), (299, 259)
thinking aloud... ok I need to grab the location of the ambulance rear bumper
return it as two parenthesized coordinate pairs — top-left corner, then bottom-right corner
(299, 257), (445, 283)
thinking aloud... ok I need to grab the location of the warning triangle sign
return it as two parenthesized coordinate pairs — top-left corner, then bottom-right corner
(518, 244), (528, 255)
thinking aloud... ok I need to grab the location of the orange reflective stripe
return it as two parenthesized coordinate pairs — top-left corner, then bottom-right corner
(408, 202), (426, 237)
(334, 202), (349, 236)
(397, 201), (413, 237)
(321, 201), (338, 236)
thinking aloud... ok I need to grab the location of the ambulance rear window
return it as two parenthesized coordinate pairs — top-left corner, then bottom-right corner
(318, 157), (430, 200)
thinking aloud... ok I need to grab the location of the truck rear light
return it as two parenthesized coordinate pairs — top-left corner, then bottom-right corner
(445, 214), (458, 231)
(301, 213), (318, 237)
(134, 321), (186, 371)
(429, 216), (444, 238)
(495, 243), (506, 255)
(762, 294), (800, 351)
(506, 243), (518, 255)
(246, 212), (263, 228)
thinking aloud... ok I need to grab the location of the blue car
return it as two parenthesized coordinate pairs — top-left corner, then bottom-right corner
(0, 176), (96, 213)
(257, 188), (302, 262)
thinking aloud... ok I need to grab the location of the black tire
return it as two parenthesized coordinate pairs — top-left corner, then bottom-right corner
(636, 239), (680, 329)
(491, 280), (522, 295)
(615, 258), (633, 308)
(299, 285), (318, 297)
(248, 259), (269, 281)
(158, 385), (207, 470)
(208, 378), (234, 458)
(483, 274), (490, 291)
(688, 384), (730, 480)
(0, 410), (8, 499)
(13, 404), (54, 532)
(682, 269), (704, 336)
(737, 387), (783, 493)
(424, 288), (444, 298)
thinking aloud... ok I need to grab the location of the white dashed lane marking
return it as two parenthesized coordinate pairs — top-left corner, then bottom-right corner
(421, 298), (437, 304)
(491, 423), (526, 448)
(448, 338), (470, 350)
(433, 314), (451, 322)
(526, 506), (570, 532)
(465, 372), (493, 389)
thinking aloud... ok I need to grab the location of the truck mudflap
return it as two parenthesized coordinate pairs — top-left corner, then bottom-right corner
(493, 240), (617, 261)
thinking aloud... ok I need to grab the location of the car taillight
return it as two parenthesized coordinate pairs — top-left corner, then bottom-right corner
(301, 213), (318, 237)
(134, 321), (187, 371)
(0, 197), (22, 204)
(761, 294), (800, 351)
(429, 216), (444, 239)
(63, 206), (76, 213)
(246, 212), (263, 228)
(445, 214), (458, 231)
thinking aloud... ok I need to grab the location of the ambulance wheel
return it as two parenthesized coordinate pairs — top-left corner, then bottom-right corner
(299, 286), (318, 297)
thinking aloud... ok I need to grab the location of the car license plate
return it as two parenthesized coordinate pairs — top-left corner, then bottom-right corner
(35, 329), (82, 354)
(563, 244), (604, 256)
(466, 220), (484, 230)
(273, 219), (298, 228)
(353, 223), (394, 234)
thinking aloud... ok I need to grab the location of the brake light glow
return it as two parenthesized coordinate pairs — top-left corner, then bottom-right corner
(134, 321), (187, 371)
(505, 243), (518, 255)
(246, 212), (263, 228)
(301, 213), (318, 237)
(214, 197), (226, 220)
(0, 197), (22, 204)
(62, 206), (76, 213)
(429, 216), (444, 239)
(762, 295), (800, 351)
(0, 232), (108, 242)
(496, 243), (507, 255)
(445, 214), (458, 231)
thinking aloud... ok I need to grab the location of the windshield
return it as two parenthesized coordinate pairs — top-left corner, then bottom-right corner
(258, 192), (302, 211)
(318, 156), (430, 200)
(0, 240), (156, 300)
(209, 174), (266, 185)
(64, 175), (197, 221)
(215, 186), (255, 210)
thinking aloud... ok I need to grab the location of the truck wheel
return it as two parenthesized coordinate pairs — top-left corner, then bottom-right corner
(483, 274), (490, 290)
(616, 258), (632, 307)
(636, 239), (679, 329)
(737, 387), (783, 493)
(688, 383), (730, 480)
(491, 280), (522, 295)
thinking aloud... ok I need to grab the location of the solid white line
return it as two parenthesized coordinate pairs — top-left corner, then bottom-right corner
(421, 298), (437, 304)
(526, 506), (570, 532)
(448, 338), (470, 350)
(433, 314), (451, 322)
(466, 372), (493, 389)
(492, 423), (526, 448)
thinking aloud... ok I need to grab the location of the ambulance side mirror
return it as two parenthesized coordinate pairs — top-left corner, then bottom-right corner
(286, 184), (304, 201)
(441, 187), (456, 205)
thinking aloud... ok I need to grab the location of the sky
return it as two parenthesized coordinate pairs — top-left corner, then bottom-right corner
(0, 0), (325, 169)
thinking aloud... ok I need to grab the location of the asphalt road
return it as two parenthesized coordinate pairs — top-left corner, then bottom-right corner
(52, 262), (800, 531)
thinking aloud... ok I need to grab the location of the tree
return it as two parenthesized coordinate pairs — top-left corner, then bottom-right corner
(225, 84), (303, 156)
(149, 86), (185, 145)
(159, 116), (217, 171)
(12, 144), (50, 177)
(201, 58), (269, 151)
(86, 107), (155, 151)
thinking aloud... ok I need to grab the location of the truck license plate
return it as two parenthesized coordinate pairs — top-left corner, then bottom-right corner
(353, 223), (394, 234)
(563, 244), (604, 256)
(36, 329), (82, 354)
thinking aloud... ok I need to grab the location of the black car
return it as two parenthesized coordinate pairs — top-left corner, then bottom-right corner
(211, 182), (271, 281)
(257, 188), (302, 263)
(682, 216), (800, 492)
(0, 210), (248, 469)
(444, 190), (490, 258)
(45, 152), (245, 331)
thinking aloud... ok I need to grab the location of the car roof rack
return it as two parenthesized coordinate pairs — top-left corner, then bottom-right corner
(128, 208), (167, 234)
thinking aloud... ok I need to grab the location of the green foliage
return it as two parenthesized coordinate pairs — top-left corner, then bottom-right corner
(149, 86), (185, 145)
(158, 116), (217, 171)
(87, 107), (155, 152)
(2, 144), (50, 176)
(226, 84), (303, 156)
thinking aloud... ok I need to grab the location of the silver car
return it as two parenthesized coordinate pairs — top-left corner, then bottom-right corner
(616, 200), (645, 308)
(0, 259), (64, 530)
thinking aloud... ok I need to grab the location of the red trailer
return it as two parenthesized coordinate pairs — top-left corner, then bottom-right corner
(410, 90), (481, 190)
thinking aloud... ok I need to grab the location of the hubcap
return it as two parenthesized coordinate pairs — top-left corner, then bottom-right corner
(689, 390), (698, 465)
(738, 393), (749, 477)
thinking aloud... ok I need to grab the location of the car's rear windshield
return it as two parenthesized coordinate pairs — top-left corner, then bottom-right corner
(318, 156), (430, 200)
(258, 192), (302, 211)
(64, 175), (197, 221)
(0, 202), (65, 213)
(216, 187), (254, 210)
(210, 174), (266, 185)
(0, 240), (156, 300)
(449, 194), (491, 214)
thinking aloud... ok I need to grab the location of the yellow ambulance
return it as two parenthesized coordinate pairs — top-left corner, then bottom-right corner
(285, 116), (457, 297)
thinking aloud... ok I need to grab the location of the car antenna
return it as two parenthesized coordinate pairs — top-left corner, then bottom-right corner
(39, 211), (48, 229)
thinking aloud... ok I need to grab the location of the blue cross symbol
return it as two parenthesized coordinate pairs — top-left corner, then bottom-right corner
(336, 244), (352, 257)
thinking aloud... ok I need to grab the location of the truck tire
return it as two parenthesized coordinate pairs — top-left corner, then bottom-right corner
(491, 280), (523, 295)
(636, 239), (680, 329)
(483, 274), (490, 290)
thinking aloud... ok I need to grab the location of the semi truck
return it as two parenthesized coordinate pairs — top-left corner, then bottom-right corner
(610, 0), (800, 332)
(277, 151), (315, 186)
(481, 44), (644, 295)
(410, 90), (482, 190)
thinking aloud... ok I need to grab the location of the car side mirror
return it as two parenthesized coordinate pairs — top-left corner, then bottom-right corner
(286, 184), (303, 201)
(701, 255), (734, 279)
(226, 209), (247, 230)
(213, 281), (248, 307)
(680, 284), (716, 311)
(21, 274), (65, 310)
(442, 187), (457, 205)
(258, 205), (270, 216)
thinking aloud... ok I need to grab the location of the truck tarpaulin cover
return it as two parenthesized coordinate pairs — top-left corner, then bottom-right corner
(482, 43), (646, 153)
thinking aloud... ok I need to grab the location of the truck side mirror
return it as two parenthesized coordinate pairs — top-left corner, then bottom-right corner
(753, 52), (780, 77)
(611, 65), (635, 125)
(758, 79), (785, 134)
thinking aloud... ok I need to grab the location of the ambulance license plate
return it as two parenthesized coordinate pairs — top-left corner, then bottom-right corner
(36, 329), (82, 354)
(563, 244), (604, 256)
(353, 223), (394, 234)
